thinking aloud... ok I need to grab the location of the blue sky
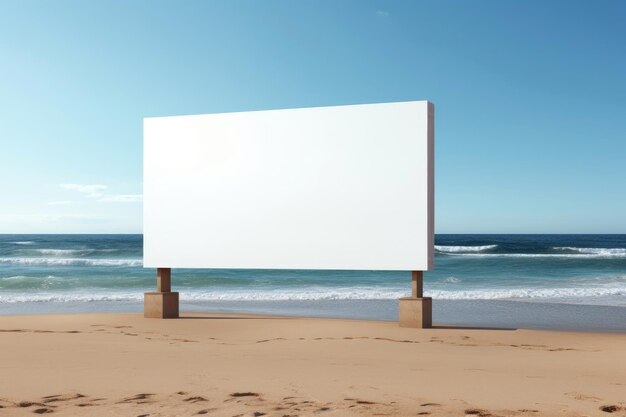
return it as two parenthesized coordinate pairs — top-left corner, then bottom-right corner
(1, 0), (624, 233)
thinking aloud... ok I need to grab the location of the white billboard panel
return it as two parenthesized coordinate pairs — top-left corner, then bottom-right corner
(144, 101), (434, 271)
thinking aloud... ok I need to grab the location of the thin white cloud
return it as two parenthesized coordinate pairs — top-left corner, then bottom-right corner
(376, 10), (390, 17)
(59, 183), (141, 203)
(60, 183), (107, 197)
(47, 200), (75, 206)
(99, 194), (143, 203)
(4, 213), (106, 223)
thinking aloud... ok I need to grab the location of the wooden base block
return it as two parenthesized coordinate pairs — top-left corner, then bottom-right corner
(144, 292), (179, 318)
(399, 297), (432, 328)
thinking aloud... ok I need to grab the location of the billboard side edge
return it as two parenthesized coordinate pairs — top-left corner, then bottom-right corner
(427, 101), (435, 270)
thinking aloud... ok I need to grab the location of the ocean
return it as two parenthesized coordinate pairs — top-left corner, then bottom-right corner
(1, 234), (625, 332)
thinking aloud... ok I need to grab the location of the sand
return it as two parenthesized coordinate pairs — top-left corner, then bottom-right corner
(0, 313), (625, 416)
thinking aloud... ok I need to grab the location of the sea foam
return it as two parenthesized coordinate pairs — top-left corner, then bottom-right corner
(27, 249), (93, 256)
(0, 288), (407, 303)
(443, 252), (626, 259)
(427, 286), (626, 301)
(553, 247), (626, 256)
(435, 245), (497, 253)
(0, 257), (142, 267)
(1, 284), (625, 303)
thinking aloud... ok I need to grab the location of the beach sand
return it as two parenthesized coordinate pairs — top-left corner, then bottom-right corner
(0, 313), (625, 416)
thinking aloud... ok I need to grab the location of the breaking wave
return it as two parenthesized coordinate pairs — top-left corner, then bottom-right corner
(443, 252), (626, 259)
(435, 245), (497, 253)
(552, 247), (626, 256)
(26, 249), (93, 256)
(0, 288), (407, 303)
(428, 286), (626, 300)
(2, 284), (626, 303)
(0, 257), (142, 267)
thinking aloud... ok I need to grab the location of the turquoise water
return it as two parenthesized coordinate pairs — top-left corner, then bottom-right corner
(1, 234), (625, 330)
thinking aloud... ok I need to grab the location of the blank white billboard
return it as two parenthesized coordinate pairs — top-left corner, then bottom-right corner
(143, 101), (434, 271)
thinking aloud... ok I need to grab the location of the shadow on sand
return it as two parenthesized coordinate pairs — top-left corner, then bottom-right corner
(432, 324), (517, 331)
(176, 316), (516, 330)
(177, 315), (291, 320)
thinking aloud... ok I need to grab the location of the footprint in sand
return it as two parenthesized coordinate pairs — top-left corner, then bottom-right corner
(600, 405), (623, 413)
(117, 393), (154, 404)
(18, 401), (36, 407)
(196, 409), (218, 415)
(344, 398), (376, 405)
(465, 408), (493, 417)
(230, 392), (260, 398)
(184, 396), (208, 403)
(41, 393), (85, 404)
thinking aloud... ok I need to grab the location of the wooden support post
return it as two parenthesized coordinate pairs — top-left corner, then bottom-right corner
(399, 270), (432, 328)
(157, 267), (171, 292)
(412, 270), (423, 298)
(144, 267), (179, 319)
